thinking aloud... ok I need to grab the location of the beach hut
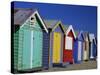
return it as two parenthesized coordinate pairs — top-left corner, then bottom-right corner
(93, 37), (97, 60)
(44, 20), (65, 67)
(63, 25), (76, 64)
(88, 33), (97, 60)
(13, 9), (48, 72)
(73, 31), (84, 63)
(82, 32), (89, 61)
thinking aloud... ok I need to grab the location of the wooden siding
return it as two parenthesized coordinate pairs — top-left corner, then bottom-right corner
(14, 28), (24, 70)
(53, 32), (61, 63)
(32, 30), (43, 68)
(14, 31), (19, 69)
(63, 30), (74, 63)
(22, 29), (31, 69)
(83, 41), (89, 60)
(78, 41), (82, 61)
(42, 32), (50, 69)
(14, 15), (44, 71)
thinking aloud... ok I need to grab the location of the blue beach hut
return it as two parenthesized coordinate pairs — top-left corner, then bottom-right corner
(74, 31), (84, 63)
(88, 33), (97, 60)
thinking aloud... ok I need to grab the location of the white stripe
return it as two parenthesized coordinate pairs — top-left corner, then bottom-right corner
(78, 41), (82, 61)
(35, 11), (48, 33)
(30, 31), (33, 68)
(90, 43), (94, 58)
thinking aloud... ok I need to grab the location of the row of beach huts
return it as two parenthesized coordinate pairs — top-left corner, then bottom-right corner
(12, 8), (97, 73)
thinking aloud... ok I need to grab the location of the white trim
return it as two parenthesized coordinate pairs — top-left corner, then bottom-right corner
(78, 31), (83, 39)
(52, 21), (65, 33)
(66, 25), (76, 39)
(35, 11), (48, 33)
(65, 36), (73, 50)
(20, 10), (48, 33)
(90, 43), (94, 59)
(89, 33), (95, 42)
(78, 41), (82, 61)
(30, 31), (33, 68)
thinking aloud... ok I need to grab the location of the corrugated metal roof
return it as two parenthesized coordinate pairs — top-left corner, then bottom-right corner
(43, 20), (59, 28)
(14, 9), (35, 25)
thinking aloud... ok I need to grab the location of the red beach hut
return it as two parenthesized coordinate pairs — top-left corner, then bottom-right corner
(63, 25), (76, 64)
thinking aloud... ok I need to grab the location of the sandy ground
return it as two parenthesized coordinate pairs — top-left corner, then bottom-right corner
(41, 60), (97, 73)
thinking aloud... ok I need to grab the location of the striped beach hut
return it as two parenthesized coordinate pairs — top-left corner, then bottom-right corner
(63, 25), (76, 64)
(88, 33), (97, 60)
(74, 31), (84, 63)
(82, 32), (89, 61)
(13, 8), (48, 73)
(44, 20), (65, 67)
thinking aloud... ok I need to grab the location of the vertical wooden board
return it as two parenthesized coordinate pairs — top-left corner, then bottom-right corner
(49, 33), (53, 67)
(37, 31), (42, 67)
(56, 33), (61, 63)
(93, 43), (97, 58)
(83, 41), (89, 60)
(53, 32), (61, 63)
(64, 36), (73, 63)
(83, 42), (85, 60)
(32, 30), (43, 68)
(73, 40), (78, 63)
(32, 30), (38, 68)
(53, 32), (57, 63)
(29, 17), (43, 68)
(14, 31), (19, 69)
(90, 43), (93, 58)
(17, 29), (24, 70)
(22, 29), (31, 69)
(86, 41), (89, 60)
(42, 32), (49, 68)
(78, 41), (82, 61)
(83, 42), (87, 60)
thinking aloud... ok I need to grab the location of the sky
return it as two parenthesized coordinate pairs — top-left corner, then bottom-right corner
(12, 1), (97, 36)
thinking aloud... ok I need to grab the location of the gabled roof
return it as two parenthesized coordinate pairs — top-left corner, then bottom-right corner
(14, 9), (33, 25)
(14, 8), (48, 33)
(65, 25), (76, 39)
(82, 32), (89, 41)
(89, 33), (95, 42)
(44, 20), (59, 29)
(44, 20), (65, 33)
(77, 31), (84, 40)
(62, 25), (69, 32)
(75, 31), (79, 38)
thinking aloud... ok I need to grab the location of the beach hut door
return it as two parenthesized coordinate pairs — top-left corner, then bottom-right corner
(78, 41), (82, 61)
(32, 30), (43, 68)
(53, 32), (61, 63)
(22, 29), (32, 69)
(90, 43), (94, 58)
